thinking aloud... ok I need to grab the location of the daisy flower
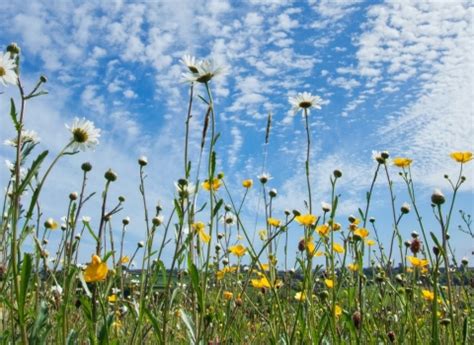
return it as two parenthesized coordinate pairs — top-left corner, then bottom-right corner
(183, 58), (224, 84)
(66, 117), (101, 151)
(4, 130), (40, 147)
(0, 52), (17, 86)
(181, 54), (200, 73)
(288, 92), (323, 115)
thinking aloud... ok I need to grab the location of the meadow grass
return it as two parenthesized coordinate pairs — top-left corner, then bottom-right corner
(0, 44), (473, 344)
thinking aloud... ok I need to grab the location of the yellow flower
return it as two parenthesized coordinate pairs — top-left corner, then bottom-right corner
(242, 179), (253, 188)
(229, 244), (247, 257)
(44, 218), (58, 230)
(251, 276), (271, 289)
(365, 239), (376, 246)
(223, 291), (233, 301)
(316, 224), (330, 236)
(407, 256), (429, 268)
(331, 222), (341, 231)
(354, 228), (369, 239)
(421, 289), (434, 302)
(202, 178), (222, 191)
(192, 221), (211, 243)
(294, 292), (306, 301)
(392, 157), (412, 168)
(84, 255), (108, 283)
(333, 243), (344, 254)
(295, 214), (317, 227)
(259, 263), (270, 271)
(120, 256), (130, 264)
(325, 279), (334, 289)
(450, 151), (472, 163)
(334, 305), (342, 318)
(348, 263), (359, 272)
(267, 218), (281, 227)
(108, 294), (117, 303)
(216, 266), (238, 280)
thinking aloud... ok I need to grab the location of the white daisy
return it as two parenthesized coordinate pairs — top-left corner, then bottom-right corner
(257, 172), (273, 184)
(66, 117), (101, 151)
(288, 92), (323, 115)
(4, 130), (40, 147)
(0, 52), (17, 86)
(174, 181), (196, 198)
(222, 212), (237, 226)
(183, 58), (224, 84)
(181, 54), (200, 73)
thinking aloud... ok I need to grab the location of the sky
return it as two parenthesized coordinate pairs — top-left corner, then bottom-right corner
(0, 0), (473, 268)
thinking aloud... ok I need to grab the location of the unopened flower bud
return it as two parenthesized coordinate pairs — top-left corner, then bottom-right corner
(381, 151), (389, 159)
(269, 188), (277, 198)
(321, 202), (331, 213)
(6, 42), (20, 55)
(292, 210), (301, 217)
(461, 257), (468, 266)
(431, 189), (445, 205)
(404, 240), (411, 248)
(40, 75), (48, 83)
(348, 215), (356, 223)
(387, 331), (395, 343)
(152, 216), (163, 226)
(401, 202), (410, 214)
(222, 258), (229, 266)
(352, 311), (362, 329)
(138, 241), (145, 248)
(138, 156), (148, 166)
(298, 239), (305, 252)
(284, 209), (291, 216)
(217, 232), (224, 240)
(104, 169), (118, 182)
(69, 192), (78, 201)
(215, 244), (221, 252)
(122, 217), (130, 225)
(411, 231), (419, 238)
(410, 238), (421, 254)
(369, 217), (375, 223)
(81, 162), (92, 172)
(433, 246), (440, 256)
(333, 169), (342, 178)
(224, 204), (232, 212)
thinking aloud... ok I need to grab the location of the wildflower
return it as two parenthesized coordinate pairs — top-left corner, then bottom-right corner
(152, 215), (164, 226)
(222, 213), (237, 226)
(407, 256), (429, 268)
(259, 263), (270, 271)
(267, 218), (281, 227)
(183, 58), (224, 84)
(82, 216), (91, 224)
(175, 181), (196, 198)
(202, 178), (222, 191)
(321, 202), (331, 212)
(81, 162), (92, 172)
(333, 243), (345, 254)
(137, 241), (145, 248)
(108, 294), (117, 303)
(251, 276), (271, 289)
(51, 285), (63, 297)
(223, 291), (233, 301)
(4, 130), (40, 147)
(316, 224), (330, 236)
(294, 291), (306, 301)
(257, 172), (272, 184)
(44, 218), (58, 230)
(193, 221), (211, 244)
(392, 157), (412, 168)
(288, 92), (323, 115)
(295, 214), (317, 227)
(450, 151), (472, 163)
(181, 54), (199, 73)
(325, 279), (334, 289)
(258, 229), (267, 241)
(138, 156), (148, 166)
(372, 150), (389, 164)
(104, 169), (118, 182)
(242, 179), (253, 188)
(120, 256), (130, 264)
(228, 244), (247, 257)
(66, 117), (101, 151)
(410, 238), (422, 254)
(334, 305), (342, 318)
(431, 189), (445, 205)
(352, 311), (362, 329)
(348, 263), (359, 272)
(354, 228), (369, 239)
(0, 51), (17, 86)
(366, 239), (376, 246)
(421, 289), (434, 302)
(269, 188), (278, 198)
(84, 255), (108, 282)
(401, 202), (411, 214)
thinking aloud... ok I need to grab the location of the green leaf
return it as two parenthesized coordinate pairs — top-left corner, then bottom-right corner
(144, 308), (163, 343)
(84, 222), (99, 243)
(212, 199), (223, 218)
(10, 98), (19, 130)
(430, 232), (443, 255)
(179, 308), (196, 344)
(102, 251), (114, 263)
(66, 330), (78, 345)
(19, 253), (33, 314)
(97, 313), (114, 345)
(29, 300), (51, 344)
(19, 150), (49, 194)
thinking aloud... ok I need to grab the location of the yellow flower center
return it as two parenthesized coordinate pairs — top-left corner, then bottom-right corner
(73, 128), (89, 143)
(0, 66), (6, 77)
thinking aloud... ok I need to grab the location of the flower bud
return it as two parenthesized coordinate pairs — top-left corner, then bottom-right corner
(152, 216), (163, 226)
(69, 192), (78, 201)
(410, 238), (421, 254)
(404, 240), (411, 248)
(348, 215), (356, 223)
(122, 217), (130, 225)
(224, 204), (232, 212)
(6, 42), (20, 55)
(138, 241), (145, 248)
(433, 246), (440, 256)
(333, 169), (342, 178)
(222, 258), (229, 266)
(387, 331), (395, 343)
(40, 75), (48, 83)
(217, 172), (225, 179)
(215, 244), (221, 252)
(411, 231), (419, 238)
(138, 156), (148, 166)
(400, 202), (410, 214)
(461, 257), (468, 266)
(298, 239), (305, 252)
(440, 318), (451, 326)
(217, 232), (224, 240)
(321, 202), (331, 213)
(269, 188), (277, 198)
(292, 209), (301, 217)
(81, 162), (92, 172)
(431, 189), (445, 205)
(352, 311), (362, 329)
(104, 169), (118, 182)
(381, 151), (390, 159)
(369, 217), (376, 223)
(284, 209), (291, 216)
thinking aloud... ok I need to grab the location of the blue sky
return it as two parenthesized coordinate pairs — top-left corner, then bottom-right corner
(1, 0), (473, 267)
